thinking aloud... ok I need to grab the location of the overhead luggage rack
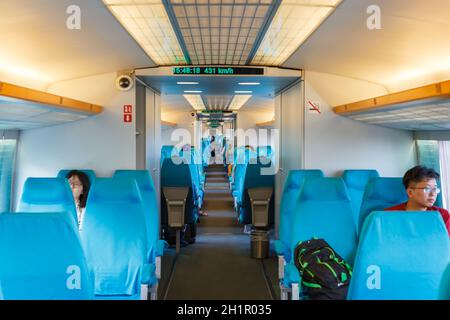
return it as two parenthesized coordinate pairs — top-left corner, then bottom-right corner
(333, 80), (450, 130)
(0, 81), (103, 130)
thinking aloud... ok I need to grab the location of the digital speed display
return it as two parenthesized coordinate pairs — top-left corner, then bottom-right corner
(173, 66), (264, 75)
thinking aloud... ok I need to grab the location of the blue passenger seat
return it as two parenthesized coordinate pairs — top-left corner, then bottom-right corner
(257, 145), (273, 159)
(232, 148), (257, 203)
(342, 169), (380, 226)
(17, 177), (78, 228)
(161, 145), (175, 167)
(180, 147), (204, 210)
(280, 177), (358, 299)
(160, 156), (198, 243)
(237, 157), (275, 226)
(0, 212), (93, 299)
(358, 177), (407, 234)
(81, 177), (151, 300)
(275, 169), (324, 263)
(348, 211), (450, 300)
(114, 170), (166, 299)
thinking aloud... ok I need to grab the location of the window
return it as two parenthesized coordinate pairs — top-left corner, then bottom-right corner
(0, 139), (17, 213)
(438, 141), (450, 210)
(416, 140), (443, 207)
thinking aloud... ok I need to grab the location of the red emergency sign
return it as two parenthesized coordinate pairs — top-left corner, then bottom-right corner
(124, 114), (132, 123)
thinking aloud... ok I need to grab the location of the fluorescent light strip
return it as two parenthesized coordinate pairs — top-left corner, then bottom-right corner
(238, 82), (260, 85)
(183, 94), (205, 111)
(177, 82), (199, 85)
(235, 91), (252, 94)
(102, 0), (186, 65)
(252, 0), (342, 66)
(228, 95), (252, 111)
(184, 90), (202, 93)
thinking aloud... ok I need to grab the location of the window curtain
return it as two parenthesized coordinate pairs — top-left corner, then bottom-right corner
(438, 141), (450, 210)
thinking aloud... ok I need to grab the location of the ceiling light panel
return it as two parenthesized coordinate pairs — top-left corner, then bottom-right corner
(228, 95), (252, 110)
(103, 0), (187, 65)
(183, 94), (206, 110)
(252, 0), (342, 66)
(170, 0), (272, 65)
(205, 95), (234, 110)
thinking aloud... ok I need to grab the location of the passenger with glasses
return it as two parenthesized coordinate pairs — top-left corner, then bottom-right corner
(385, 165), (449, 236)
(66, 170), (91, 231)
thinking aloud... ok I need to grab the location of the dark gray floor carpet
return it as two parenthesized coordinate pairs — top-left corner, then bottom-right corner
(159, 165), (278, 300)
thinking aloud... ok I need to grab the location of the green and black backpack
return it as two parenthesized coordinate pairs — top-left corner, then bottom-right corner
(294, 238), (352, 300)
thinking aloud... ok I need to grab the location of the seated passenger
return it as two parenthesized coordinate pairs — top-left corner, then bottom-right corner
(66, 170), (91, 231)
(384, 165), (450, 236)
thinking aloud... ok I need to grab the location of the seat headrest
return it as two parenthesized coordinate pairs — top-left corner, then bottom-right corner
(114, 170), (154, 192)
(286, 170), (324, 190)
(300, 177), (350, 201)
(87, 177), (142, 203)
(257, 146), (273, 156)
(161, 145), (174, 152)
(343, 170), (379, 190)
(361, 210), (449, 239)
(20, 178), (73, 204)
(364, 177), (407, 203)
(161, 158), (192, 186)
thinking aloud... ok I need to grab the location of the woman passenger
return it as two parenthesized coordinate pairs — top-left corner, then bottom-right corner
(66, 170), (90, 231)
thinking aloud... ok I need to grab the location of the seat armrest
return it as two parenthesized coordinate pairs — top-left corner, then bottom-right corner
(282, 263), (301, 288)
(154, 240), (168, 257)
(141, 263), (156, 285)
(274, 240), (288, 256)
(274, 240), (291, 262)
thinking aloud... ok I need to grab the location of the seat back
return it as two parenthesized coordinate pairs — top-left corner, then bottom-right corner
(257, 145), (273, 158)
(57, 169), (96, 183)
(280, 170), (324, 249)
(17, 177), (77, 226)
(192, 147), (205, 184)
(290, 177), (357, 266)
(161, 145), (175, 167)
(0, 212), (93, 299)
(201, 138), (210, 166)
(180, 148), (203, 207)
(342, 169), (380, 225)
(81, 177), (148, 297)
(359, 177), (407, 233)
(239, 157), (275, 225)
(348, 211), (450, 300)
(160, 157), (196, 225)
(233, 149), (257, 198)
(114, 170), (158, 261)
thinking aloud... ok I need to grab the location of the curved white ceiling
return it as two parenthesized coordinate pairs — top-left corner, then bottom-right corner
(283, 0), (450, 92)
(1, 0), (449, 99)
(0, 0), (154, 90)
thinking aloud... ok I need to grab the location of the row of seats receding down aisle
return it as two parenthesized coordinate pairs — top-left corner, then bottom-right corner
(0, 145), (449, 299)
(158, 144), (277, 300)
